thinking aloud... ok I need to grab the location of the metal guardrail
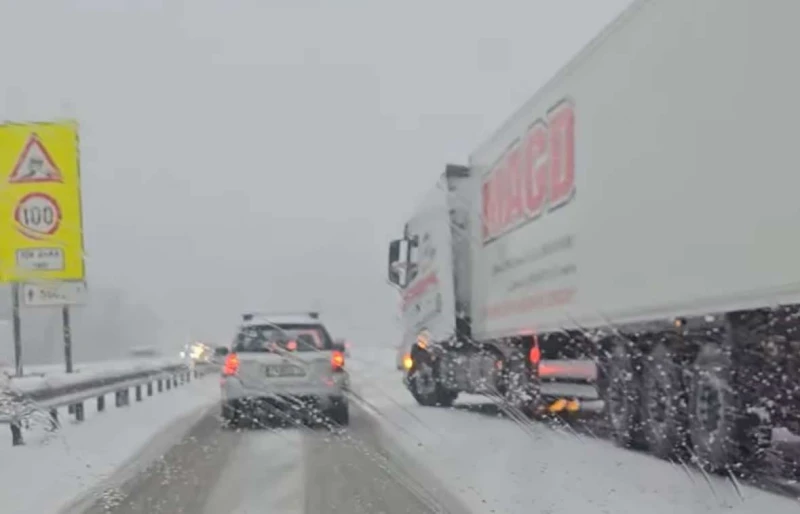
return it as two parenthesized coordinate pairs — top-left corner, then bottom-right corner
(0, 361), (218, 446)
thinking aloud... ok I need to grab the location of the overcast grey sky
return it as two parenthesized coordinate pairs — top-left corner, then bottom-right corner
(0, 0), (631, 354)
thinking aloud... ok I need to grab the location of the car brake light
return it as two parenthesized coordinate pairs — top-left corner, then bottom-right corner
(331, 350), (345, 370)
(223, 353), (239, 376)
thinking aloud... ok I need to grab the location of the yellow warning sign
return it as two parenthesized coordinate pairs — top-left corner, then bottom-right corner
(0, 121), (84, 282)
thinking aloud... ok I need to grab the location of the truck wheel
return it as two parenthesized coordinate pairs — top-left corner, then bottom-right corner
(604, 339), (644, 448)
(503, 350), (539, 415)
(689, 342), (770, 472)
(408, 358), (457, 407)
(641, 342), (687, 459)
(689, 342), (738, 471)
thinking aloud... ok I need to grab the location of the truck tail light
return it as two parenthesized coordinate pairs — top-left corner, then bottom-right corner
(529, 345), (541, 365)
(331, 350), (345, 371)
(223, 353), (239, 376)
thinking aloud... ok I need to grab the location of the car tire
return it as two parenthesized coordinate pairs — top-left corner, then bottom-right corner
(327, 401), (349, 427)
(221, 400), (240, 429)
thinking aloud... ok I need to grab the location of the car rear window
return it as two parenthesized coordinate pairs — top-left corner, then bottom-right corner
(233, 323), (333, 352)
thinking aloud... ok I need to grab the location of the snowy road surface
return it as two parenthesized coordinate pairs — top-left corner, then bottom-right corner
(79, 401), (470, 514)
(4, 348), (800, 513)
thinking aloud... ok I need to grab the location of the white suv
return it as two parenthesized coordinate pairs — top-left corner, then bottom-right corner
(219, 312), (349, 428)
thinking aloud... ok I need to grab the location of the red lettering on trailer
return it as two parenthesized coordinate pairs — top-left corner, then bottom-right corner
(523, 121), (548, 218)
(547, 101), (576, 209)
(481, 99), (576, 244)
(503, 145), (525, 228)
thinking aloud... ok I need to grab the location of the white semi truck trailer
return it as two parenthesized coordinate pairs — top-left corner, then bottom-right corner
(387, 0), (800, 471)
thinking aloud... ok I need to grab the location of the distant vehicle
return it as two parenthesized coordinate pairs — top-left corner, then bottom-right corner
(183, 341), (212, 363)
(219, 311), (349, 428)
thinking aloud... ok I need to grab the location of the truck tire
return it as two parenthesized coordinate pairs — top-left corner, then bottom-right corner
(502, 349), (539, 415)
(641, 342), (687, 459)
(408, 356), (457, 407)
(688, 342), (769, 472)
(603, 339), (645, 448)
(689, 343), (737, 471)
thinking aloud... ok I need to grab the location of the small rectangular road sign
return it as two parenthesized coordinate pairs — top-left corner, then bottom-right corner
(21, 281), (87, 307)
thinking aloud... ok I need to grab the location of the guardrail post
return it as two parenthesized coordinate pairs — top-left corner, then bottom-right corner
(123, 389), (130, 405)
(49, 409), (58, 431)
(158, 379), (163, 392)
(97, 395), (105, 412)
(165, 378), (171, 390)
(172, 375), (178, 388)
(135, 385), (142, 402)
(147, 382), (153, 396)
(10, 420), (23, 446)
(115, 391), (122, 407)
(74, 402), (84, 422)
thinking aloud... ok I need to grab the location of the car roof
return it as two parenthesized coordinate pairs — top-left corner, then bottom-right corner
(240, 313), (324, 328)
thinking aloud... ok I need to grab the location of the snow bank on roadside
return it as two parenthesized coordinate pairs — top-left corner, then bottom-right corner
(2, 357), (186, 394)
(0, 374), (217, 514)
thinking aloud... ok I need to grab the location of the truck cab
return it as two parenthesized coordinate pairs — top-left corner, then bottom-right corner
(387, 166), (542, 409)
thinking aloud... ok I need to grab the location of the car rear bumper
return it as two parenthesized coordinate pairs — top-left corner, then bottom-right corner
(221, 375), (347, 409)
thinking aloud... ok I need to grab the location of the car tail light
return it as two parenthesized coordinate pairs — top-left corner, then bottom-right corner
(331, 350), (345, 371)
(223, 353), (239, 376)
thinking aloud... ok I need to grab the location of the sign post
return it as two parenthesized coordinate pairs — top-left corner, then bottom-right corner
(62, 306), (72, 373)
(11, 284), (21, 376)
(0, 121), (86, 375)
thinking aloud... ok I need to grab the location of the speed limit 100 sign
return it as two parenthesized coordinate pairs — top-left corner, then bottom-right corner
(14, 193), (62, 239)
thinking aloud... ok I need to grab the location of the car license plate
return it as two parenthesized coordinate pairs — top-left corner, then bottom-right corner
(265, 364), (306, 377)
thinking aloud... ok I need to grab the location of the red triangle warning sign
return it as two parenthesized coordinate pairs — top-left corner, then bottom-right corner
(8, 133), (63, 184)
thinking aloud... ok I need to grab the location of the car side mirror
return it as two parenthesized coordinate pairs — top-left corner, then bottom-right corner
(332, 340), (346, 353)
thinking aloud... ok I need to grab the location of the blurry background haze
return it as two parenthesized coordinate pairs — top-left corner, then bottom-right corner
(0, 0), (631, 364)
